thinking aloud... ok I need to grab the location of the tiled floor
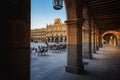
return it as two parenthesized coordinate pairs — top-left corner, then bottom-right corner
(31, 43), (120, 80)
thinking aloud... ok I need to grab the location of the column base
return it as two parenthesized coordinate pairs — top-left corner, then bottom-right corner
(65, 65), (84, 74)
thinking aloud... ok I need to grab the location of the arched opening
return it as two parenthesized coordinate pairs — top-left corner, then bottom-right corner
(102, 31), (119, 47)
(60, 37), (63, 42)
(103, 33), (117, 46)
(55, 37), (59, 42)
(47, 37), (50, 42)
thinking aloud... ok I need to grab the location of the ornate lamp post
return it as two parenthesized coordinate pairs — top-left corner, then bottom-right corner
(53, 0), (63, 10)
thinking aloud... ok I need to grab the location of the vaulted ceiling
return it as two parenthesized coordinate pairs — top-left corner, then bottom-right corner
(86, 0), (120, 30)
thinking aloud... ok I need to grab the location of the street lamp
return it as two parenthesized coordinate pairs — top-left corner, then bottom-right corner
(53, 0), (63, 10)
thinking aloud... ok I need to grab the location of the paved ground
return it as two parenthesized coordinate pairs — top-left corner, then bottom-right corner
(30, 43), (120, 80)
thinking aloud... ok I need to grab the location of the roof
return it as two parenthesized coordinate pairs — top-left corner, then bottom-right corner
(86, 0), (120, 30)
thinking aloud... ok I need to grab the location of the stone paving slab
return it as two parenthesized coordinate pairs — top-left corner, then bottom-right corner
(31, 43), (120, 80)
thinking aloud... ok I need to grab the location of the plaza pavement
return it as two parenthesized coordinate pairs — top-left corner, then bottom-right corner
(30, 43), (120, 80)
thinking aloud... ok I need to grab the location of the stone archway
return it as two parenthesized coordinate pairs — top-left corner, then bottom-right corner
(102, 31), (119, 47)
(103, 33), (117, 46)
(47, 37), (50, 42)
(51, 37), (54, 42)
(55, 37), (59, 42)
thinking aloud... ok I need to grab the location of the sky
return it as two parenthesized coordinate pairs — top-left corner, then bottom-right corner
(31, 0), (66, 29)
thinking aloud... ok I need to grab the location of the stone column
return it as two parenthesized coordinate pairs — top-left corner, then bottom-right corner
(93, 24), (97, 53)
(88, 18), (92, 59)
(99, 34), (103, 48)
(0, 0), (30, 80)
(91, 20), (96, 53)
(46, 37), (47, 42)
(82, 28), (90, 59)
(117, 34), (120, 47)
(114, 37), (116, 47)
(118, 38), (120, 47)
(84, 1), (93, 59)
(64, 0), (84, 74)
(54, 37), (56, 42)
(59, 37), (61, 42)
(65, 19), (84, 74)
(96, 34), (99, 51)
(93, 31), (96, 53)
